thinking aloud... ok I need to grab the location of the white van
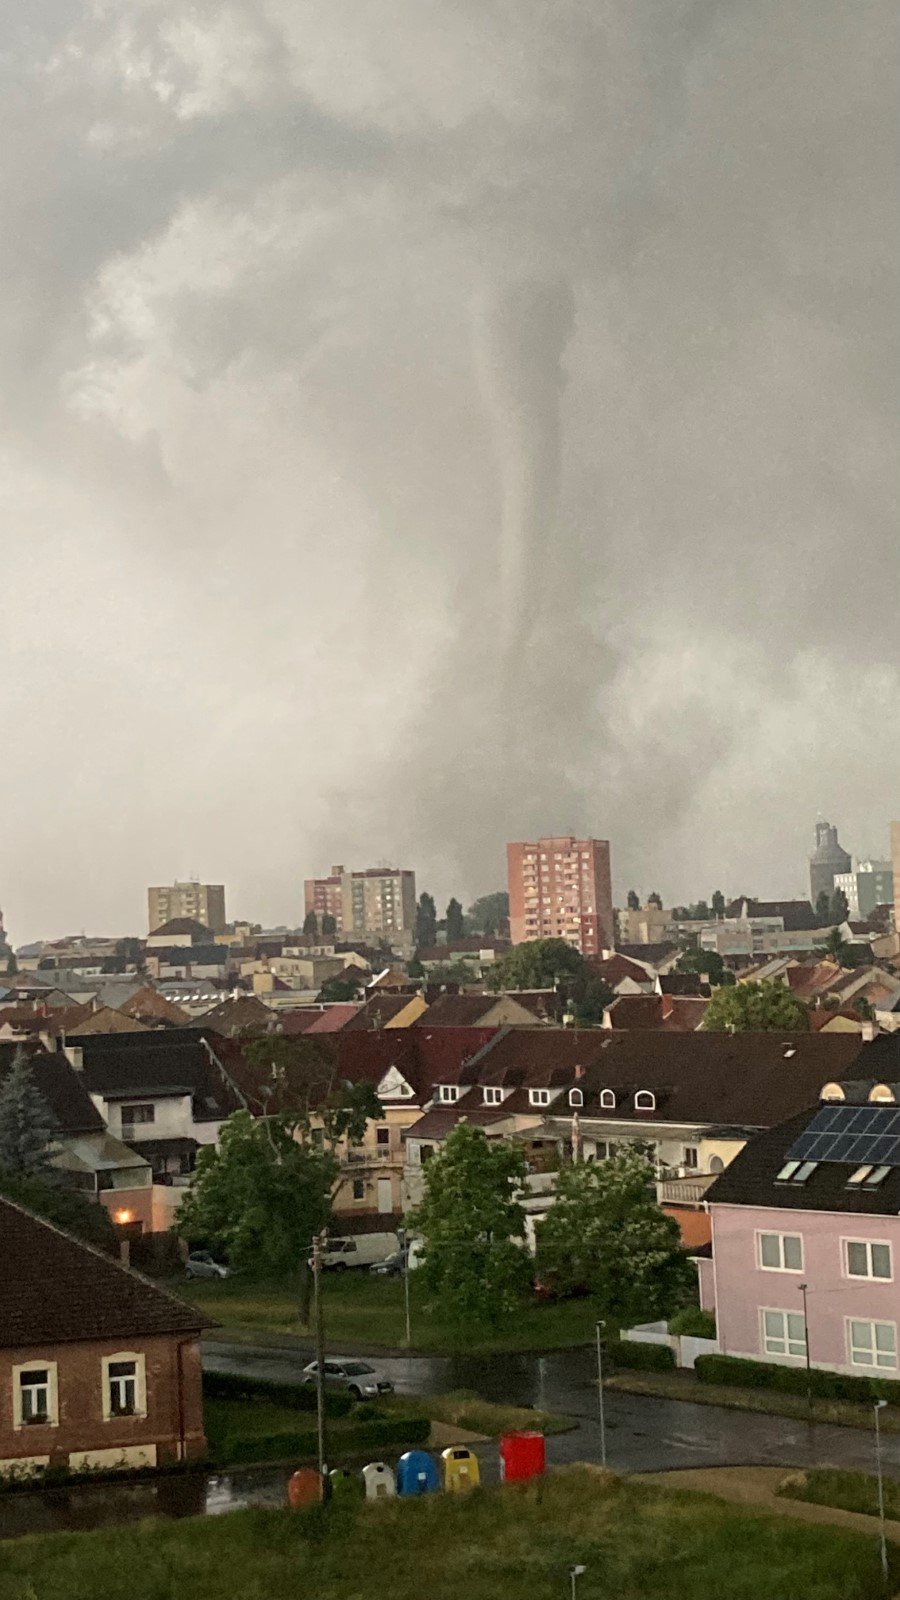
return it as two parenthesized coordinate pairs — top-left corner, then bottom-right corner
(319, 1233), (399, 1271)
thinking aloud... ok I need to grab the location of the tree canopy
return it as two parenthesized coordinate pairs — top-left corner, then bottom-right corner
(467, 892), (509, 937)
(702, 979), (810, 1032)
(444, 898), (465, 941)
(302, 909), (319, 936)
(675, 948), (733, 986)
(626, 889), (640, 911)
(0, 1168), (118, 1253)
(647, 891), (663, 909)
(0, 1049), (58, 1178)
(409, 1123), (531, 1325)
(536, 1150), (694, 1325)
(815, 890), (831, 926)
(415, 892), (438, 948)
(710, 890), (726, 917)
(829, 887), (850, 925)
(317, 973), (363, 1003)
(321, 912), (337, 936)
(485, 937), (583, 993)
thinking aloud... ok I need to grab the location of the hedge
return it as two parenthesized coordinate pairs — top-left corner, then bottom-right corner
(215, 1415), (431, 1467)
(612, 1339), (676, 1373)
(694, 1353), (900, 1406)
(203, 1369), (353, 1417)
(668, 1307), (716, 1339)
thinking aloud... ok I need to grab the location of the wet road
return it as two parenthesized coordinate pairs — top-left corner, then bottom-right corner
(206, 1338), (900, 1478)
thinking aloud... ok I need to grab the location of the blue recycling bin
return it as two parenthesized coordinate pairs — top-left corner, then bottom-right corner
(396, 1449), (439, 1496)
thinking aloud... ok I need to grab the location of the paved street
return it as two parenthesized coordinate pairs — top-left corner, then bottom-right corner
(204, 1337), (900, 1479)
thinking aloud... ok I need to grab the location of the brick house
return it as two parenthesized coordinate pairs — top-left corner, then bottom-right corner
(0, 1197), (209, 1476)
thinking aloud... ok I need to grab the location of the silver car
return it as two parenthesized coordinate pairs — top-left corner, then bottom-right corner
(301, 1359), (394, 1399)
(185, 1250), (230, 1280)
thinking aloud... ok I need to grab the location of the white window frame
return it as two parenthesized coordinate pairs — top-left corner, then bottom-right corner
(436, 1086), (459, 1104)
(760, 1307), (807, 1361)
(842, 1237), (893, 1283)
(529, 1089), (551, 1107)
(483, 1087), (503, 1105)
(569, 1088), (583, 1108)
(13, 1361), (59, 1429)
(599, 1089), (616, 1110)
(756, 1230), (804, 1274)
(634, 1091), (656, 1111)
(847, 1318), (898, 1371)
(120, 1103), (155, 1126)
(102, 1352), (147, 1421)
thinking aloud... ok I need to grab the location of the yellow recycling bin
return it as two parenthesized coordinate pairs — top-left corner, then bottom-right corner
(441, 1446), (480, 1493)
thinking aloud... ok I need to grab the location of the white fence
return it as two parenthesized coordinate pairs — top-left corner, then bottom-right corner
(622, 1320), (719, 1370)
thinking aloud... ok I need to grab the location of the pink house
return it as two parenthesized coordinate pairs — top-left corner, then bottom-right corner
(707, 1082), (900, 1377)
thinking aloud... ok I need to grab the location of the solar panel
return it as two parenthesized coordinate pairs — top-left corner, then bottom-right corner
(785, 1103), (900, 1170)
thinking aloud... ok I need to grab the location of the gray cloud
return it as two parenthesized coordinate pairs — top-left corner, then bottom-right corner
(0, 1), (897, 940)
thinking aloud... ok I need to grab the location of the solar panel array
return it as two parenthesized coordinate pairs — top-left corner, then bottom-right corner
(786, 1104), (900, 1168)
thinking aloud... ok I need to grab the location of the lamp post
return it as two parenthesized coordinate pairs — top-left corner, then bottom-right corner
(595, 1320), (607, 1467)
(874, 1399), (889, 1587)
(798, 1282), (812, 1411)
(398, 1225), (412, 1349)
(311, 1230), (328, 1485)
(569, 1564), (586, 1600)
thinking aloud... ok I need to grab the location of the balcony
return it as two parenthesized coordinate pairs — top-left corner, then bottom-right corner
(342, 1148), (396, 1167)
(657, 1174), (715, 1206)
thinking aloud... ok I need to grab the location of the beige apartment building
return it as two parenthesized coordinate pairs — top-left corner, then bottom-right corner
(304, 865), (416, 945)
(507, 836), (614, 956)
(147, 881), (226, 935)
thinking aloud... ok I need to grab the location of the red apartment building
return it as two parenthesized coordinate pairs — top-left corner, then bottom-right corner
(507, 836), (614, 957)
(304, 866), (346, 932)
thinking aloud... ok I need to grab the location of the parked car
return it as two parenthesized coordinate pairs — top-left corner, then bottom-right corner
(185, 1250), (230, 1280)
(301, 1359), (394, 1399)
(370, 1249), (406, 1276)
(314, 1233), (399, 1271)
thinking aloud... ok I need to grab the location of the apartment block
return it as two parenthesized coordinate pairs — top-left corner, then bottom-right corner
(147, 882), (226, 935)
(304, 865), (416, 944)
(304, 866), (346, 933)
(507, 836), (613, 956)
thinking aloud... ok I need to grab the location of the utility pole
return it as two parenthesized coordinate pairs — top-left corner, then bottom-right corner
(398, 1225), (412, 1349)
(595, 1320), (607, 1467)
(311, 1230), (328, 1485)
(798, 1283), (812, 1412)
(874, 1400), (889, 1588)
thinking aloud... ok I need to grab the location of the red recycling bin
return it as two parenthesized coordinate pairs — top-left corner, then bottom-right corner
(499, 1431), (545, 1482)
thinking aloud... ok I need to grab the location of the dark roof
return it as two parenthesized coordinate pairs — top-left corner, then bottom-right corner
(615, 943), (678, 965)
(0, 1047), (104, 1135)
(198, 996), (273, 1035)
(414, 994), (502, 1027)
(148, 918), (212, 939)
(125, 1136), (199, 1159)
(402, 1106), (511, 1141)
(152, 946), (227, 967)
(706, 1106), (900, 1216)
(73, 1035), (242, 1122)
(0, 1196), (210, 1347)
(341, 994), (413, 1030)
(725, 899), (818, 932)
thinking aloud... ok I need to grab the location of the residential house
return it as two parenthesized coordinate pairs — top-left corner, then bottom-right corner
(412, 992), (544, 1028)
(602, 994), (708, 1031)
(706, 1077), (900, 1377)
(0, 1197), (209, 1476)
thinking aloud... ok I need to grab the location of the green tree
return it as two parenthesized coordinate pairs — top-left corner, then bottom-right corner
(626, 889), (640, 911)
(536, 1151), (694, 1325)
(427, 961), (475, 987)
(647, 891), (663, 909)
(409, 1124), (531, 1326)
(568, 972), (615, 1027)
(415, 893), (438, 948)
(114, 937), (144, 966)
(467, 892), (509, 937)
(702, 979), (810, 1032)
(0, 1049), (57, 1178)
(485, 937), (584, 992)
(817, 926), (850, 963)
(711, 890), (726, 917)
(675, 948), (733, 986)
(692, 900), (710, 921)
(815, 890), (831, 926)
(445, 898), (465, 942)
(0, 1169), (118, 1254)
(302, 909), (319, 936)
(321, 912), (337, 937)
(406, 956), (425, 979)
(5, 953), (16, 977)
(829, 887), (850, 925)
(317, 973), (363, 1003)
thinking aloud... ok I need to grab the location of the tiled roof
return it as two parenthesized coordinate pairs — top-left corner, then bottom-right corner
(148, 918), (212, 938)
(706, 1106), (900, 1217)
(198, 996), (273, 1035)
(0, 1047), (105, 1135)
(402, 1105), (511, 1141)
(591, 954), (654, 986)
(74, 1035), (242, 1122)
(67, 1007), (151, 1035)
(725, 899), (819, 932)
(303, 1004), (361, 1033)
(342, 994), (412, 1030)
(414, 994), (501, 1027)
(0, 1196), (210, 1347)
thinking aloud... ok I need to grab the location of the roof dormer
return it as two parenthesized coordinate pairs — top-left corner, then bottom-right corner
(870, 1083), (896, 1104)
(569, 1087), (584, 1109)
(634, 1090), (656, 1113)
(598, 1088), (617, 1110)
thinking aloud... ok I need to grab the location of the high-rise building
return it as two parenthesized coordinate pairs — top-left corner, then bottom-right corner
(304, 865), (417, 944)
(147, 881), (226, 934)
(891, 823), (900, 934)
(507, 836), (614, 957)
(832, 860), (894, 921)
(808, 820), (852, 908)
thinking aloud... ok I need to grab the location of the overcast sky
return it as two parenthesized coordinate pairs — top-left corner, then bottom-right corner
(2, 1), (897, 942)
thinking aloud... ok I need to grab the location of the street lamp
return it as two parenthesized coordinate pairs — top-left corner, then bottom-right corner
(569, 1564), (586, 1600)
(397, 1226), (412, 1349)
(874, 1399), (889, 1587)
(798, 1283), (812, 1411)
(595, 1321), (607, 1467)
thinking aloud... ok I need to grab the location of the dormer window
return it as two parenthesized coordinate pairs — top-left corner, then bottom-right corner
(436, 1085), (459, 1104)
(569, 1088), (583, 1109)
(634, 1091), (656, 1112)
(483, 1087), (503, 1105)
(599, 1089), (616, 1110)
(529, 1089), (551, 1108)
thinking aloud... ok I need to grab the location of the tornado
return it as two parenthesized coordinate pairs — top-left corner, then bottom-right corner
(477, 275), (576, 663)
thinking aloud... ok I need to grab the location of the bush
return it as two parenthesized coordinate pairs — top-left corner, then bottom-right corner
(694, 1353), (900, 1406)
(668, 1307), (716, 1339)
(214, 1414), (430, 1466)
(202, 1369), (353, 1418)
(612, 1339), (676, 1372)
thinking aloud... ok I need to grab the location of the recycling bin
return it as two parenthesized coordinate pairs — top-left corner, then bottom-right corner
(362, 1461), (396, 1499)
(396, 1449), (440, 1496)
(441, 1445), (480, 1493)
(499, 1431), (545, 1482)
(329, 1467), (364, 1501)
(287, 1467), (324, 1507)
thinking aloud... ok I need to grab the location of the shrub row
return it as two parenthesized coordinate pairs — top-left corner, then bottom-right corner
(694, 1353), (900, 1406)
(215, 1415), (431, 1467)
(668, 1307), (716, 1340)
(611, 1339), (676, 1373)
(202, 1369), (353, 1417)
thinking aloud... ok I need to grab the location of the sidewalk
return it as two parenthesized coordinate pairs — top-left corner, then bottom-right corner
(637, 1465), (900, 1544)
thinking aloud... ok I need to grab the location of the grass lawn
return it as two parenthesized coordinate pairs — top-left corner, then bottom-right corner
(0, 1468), (890, 1600)
(176, 1270), (600, 1354)
(778, 1467), (900, 1521)
(203, 1394), (428, 1467)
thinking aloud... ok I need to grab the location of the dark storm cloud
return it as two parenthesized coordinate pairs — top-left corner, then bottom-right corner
(0, 0), (897, 939)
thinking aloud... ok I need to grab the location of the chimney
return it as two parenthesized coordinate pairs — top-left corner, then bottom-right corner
(63, 1045), (83, 1071)
(574, 1063), (585, 1080)
(861, 1020), (876, 1043)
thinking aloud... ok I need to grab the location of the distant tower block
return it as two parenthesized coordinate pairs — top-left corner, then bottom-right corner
(808, 821), (851, 908)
